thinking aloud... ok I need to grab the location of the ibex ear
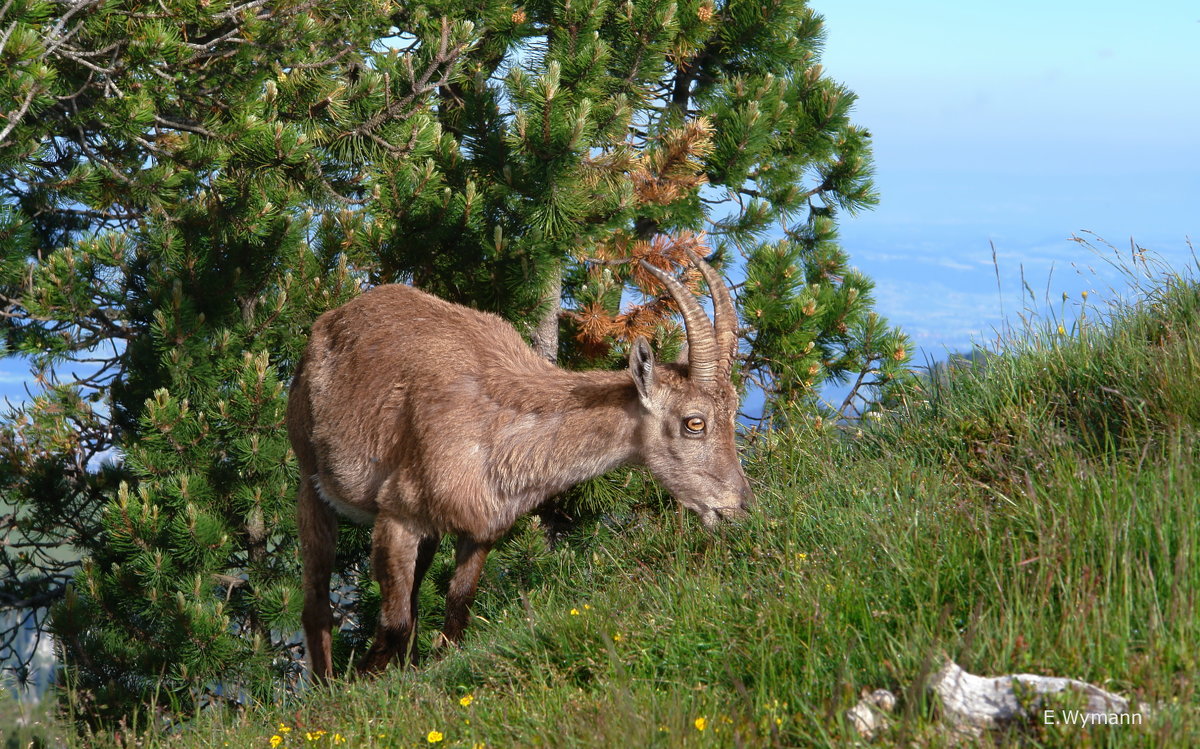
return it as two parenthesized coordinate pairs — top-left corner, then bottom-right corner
(629, 337), (656, 404)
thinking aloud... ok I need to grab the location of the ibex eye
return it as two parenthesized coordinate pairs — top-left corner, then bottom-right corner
(684, 416), (706, 434)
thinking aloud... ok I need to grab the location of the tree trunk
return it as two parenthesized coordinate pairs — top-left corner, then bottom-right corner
(530, 265), (562, 362)
(530, 265), (568, 544)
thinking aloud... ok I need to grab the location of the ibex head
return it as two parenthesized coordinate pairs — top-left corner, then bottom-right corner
(632, 253), (752, 527)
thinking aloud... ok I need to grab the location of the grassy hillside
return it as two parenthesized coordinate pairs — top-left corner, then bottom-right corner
(23, 271), (1200, 747)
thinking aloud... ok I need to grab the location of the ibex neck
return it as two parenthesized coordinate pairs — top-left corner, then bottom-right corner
(490, 367), (642, 502)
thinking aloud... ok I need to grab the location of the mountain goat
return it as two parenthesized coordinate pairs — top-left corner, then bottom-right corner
(287, 253), (751, 677)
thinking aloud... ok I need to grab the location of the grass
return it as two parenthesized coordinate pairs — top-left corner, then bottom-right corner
(21, 267), (1200, 747)
(1, 688), (72, 749)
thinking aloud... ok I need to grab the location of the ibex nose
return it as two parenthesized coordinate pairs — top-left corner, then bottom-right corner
(738, 480), (753, 512)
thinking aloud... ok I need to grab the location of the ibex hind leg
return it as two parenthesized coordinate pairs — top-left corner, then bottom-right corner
(433, 535), (493, 650)
(298, 478), (339, 682)
(358, 517), (429, 673)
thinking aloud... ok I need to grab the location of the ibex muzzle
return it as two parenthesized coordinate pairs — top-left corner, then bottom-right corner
(287, 252), (750, 678)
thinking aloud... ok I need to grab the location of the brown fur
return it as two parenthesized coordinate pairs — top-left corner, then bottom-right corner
(288, 280), (751, 679)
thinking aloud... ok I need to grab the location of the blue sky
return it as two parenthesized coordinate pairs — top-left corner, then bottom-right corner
(807, 0), (1200, 363)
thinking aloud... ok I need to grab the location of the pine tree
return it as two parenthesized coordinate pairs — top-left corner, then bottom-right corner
(0, 0), (911, 720)
(362, 0), (912, 420)
(1, 0), (475, 716)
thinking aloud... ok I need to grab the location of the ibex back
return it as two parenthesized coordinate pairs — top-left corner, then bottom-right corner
(287, 253), (752, 678)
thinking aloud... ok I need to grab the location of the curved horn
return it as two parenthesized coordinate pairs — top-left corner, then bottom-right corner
(638, 260), (719, 383)
(684, 250), (738, 379)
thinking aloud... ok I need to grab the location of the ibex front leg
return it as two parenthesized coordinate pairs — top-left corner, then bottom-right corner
(407, 534), (441, 665)
(435, 536), (493, 648)
(358, 516), (427, 673)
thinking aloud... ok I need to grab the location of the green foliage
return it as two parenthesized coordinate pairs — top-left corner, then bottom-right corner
(368, 0), (909, 417)
(741, 218), (913, 420)
(886, 273), (1200, 477)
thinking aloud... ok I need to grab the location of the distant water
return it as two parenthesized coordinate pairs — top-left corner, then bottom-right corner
(1, 610), (56, 704)
(834, 164), (1198, 363)
(845, 229), (1197, 365)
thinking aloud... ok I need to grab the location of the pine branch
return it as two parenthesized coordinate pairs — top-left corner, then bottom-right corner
(837, 333), (877, 421)
(349, 18), (471, 142)
(0, 84), (38, 145)
(0, 571), (79, 611)
(153, 116), (219, 139)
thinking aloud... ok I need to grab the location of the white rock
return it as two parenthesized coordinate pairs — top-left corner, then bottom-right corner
(929, 659), (1135, 731)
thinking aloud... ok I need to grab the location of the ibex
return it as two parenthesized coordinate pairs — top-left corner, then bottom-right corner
(287, 253), (752, 678)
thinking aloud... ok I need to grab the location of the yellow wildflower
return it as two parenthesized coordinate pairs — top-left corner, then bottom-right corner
(694, 716), (707, 731)
(612, 632), (622, 641)
(583, 604), (591, 610)
(460, 694), (474, 707)
(278, 724), (292, 733)
(269, 736), (283, 748)
(570, 608), (580, 615)
(333, 735), (345, 745)
(427, 730), (444, 743)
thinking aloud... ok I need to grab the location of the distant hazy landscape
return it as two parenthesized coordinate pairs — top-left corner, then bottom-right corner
(810, 0), (1198, 361)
